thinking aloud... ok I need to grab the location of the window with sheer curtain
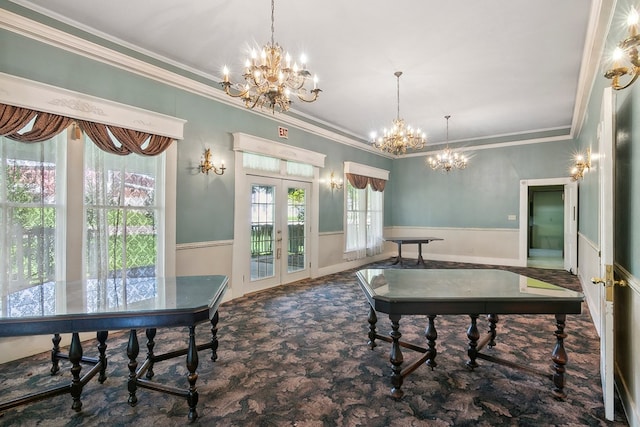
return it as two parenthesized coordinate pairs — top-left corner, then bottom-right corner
(345, 182), (384, 260)
(84, 138), (164, 307)
(0, 128), (165, 315)
(0, 133), (65, 316)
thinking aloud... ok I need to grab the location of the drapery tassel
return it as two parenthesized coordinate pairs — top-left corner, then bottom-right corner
(71, 122), (82, 140)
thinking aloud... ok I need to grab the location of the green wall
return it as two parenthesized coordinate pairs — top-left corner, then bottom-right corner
(1, 2), (600, 249)
(0, 15), (391, 243)
(390, 141), (575, 228)
(575, 0), (640, 277)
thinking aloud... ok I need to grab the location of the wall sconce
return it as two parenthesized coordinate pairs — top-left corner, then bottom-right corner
(199, 148), (226, 175)
(604, 7), (640, 90)
(329, 171), (343, 190)
(570, 148), (591, 181)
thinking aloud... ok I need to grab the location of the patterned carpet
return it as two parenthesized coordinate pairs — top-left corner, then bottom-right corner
(0, 258), (630, 426)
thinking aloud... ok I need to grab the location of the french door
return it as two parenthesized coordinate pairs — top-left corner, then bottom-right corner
(246, 176), (310, 294)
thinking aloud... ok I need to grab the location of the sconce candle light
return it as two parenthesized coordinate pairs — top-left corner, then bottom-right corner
(199, 148), (226, 175)
(604, 7), (640, 90)
(329, 172), (343, 190)
(570, 148), (591, 181)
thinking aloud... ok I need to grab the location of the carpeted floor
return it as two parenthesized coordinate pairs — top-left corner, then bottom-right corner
(0, 259), (630, 426)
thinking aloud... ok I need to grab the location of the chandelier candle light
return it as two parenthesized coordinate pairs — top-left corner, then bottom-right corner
(221, 0), (321, 113)
(427, 115), (468, 172)
(371, 71), (426, 156)
(605, 7), (640, 90)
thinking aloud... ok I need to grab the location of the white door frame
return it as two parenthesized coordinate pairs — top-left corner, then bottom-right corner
(597, 86), (616, 421)
(518, 178), (578, 272)
(231, 133), (324, 299)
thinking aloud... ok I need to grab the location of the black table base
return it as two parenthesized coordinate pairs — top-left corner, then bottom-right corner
(367, 307), (569, 400)
(0, 331), (108, 413)
(127, 311), (220, 422)
(0, 311), (220, 423)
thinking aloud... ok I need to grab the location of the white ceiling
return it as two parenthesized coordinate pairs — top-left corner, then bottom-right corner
(11, 0), (596, 149)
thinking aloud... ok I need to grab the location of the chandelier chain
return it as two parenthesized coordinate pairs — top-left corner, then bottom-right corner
(270, 0), (275, 46)
(396, 71), (401, 120)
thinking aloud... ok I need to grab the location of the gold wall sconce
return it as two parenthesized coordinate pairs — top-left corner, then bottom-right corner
(570, 148), (591, 181)
(605, 7), (640, 90)
(199, 148), (226, 175)
(329, 171), (343, 190)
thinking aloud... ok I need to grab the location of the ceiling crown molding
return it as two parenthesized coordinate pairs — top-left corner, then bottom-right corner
(0, 8), (384, 155)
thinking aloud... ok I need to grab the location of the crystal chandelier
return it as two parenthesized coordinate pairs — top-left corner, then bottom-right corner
(371, 71), (426, 156)
(427, 115), (468, 172)
(221, 0), (321, 113)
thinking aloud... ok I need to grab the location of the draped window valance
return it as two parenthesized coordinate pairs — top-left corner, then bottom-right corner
(0, 103), (173, 155)
(344, 161), (389, 192)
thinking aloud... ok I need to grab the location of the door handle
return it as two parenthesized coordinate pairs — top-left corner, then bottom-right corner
(591, 264), (627, 287)
(591, 277), (627, 287)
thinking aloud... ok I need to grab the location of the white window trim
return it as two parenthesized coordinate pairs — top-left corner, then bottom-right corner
(344, 161), (389, 181)
(0, 74), (183, 279)
(0, 72), (186, 139)
(342, 161), (388, 260)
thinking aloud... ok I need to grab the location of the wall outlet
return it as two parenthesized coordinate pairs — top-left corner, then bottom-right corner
(508, 215), (517, 221)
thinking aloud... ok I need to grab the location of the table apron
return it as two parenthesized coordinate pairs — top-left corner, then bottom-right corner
(372, 300), (582, 316)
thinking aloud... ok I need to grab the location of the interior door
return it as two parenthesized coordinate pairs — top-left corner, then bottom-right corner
(563, 181), (578, 273)
(595, 86), (615, 421)
(247, 176), (310, 294)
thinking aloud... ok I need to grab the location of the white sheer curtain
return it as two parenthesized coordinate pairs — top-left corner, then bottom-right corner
(83, 138), (164, 305)
(345, 182), (367, 260)
(367, 187), (384, 256)
(345, 183), (384, 260)
(0, 131), (65, 316)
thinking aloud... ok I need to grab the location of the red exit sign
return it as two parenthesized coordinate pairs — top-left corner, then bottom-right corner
(278, 126), (288, 139)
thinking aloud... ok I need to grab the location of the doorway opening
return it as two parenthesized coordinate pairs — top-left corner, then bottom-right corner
(527, 185), (564, 269)
(518, 178), (577, 273)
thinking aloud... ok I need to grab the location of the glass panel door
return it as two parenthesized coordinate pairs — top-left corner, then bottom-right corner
(283, 182), (309, 283)
(247, 177), (310, 293)
(250, 182), (277, 283)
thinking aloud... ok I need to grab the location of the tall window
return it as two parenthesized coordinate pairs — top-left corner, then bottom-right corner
(84, 138), (164, 308)
(0, 132), (65, 316)
(345, 182), (384, 260)
(0, 130), (166, 316)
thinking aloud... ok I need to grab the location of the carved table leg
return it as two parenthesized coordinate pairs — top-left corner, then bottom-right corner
(69, 332), (83, 411)
(145, 328), (156, 379)
(551, 314), (568, 400)
(97, 330), (108, 383)
(389, 314), (404, 399)
(466, 314), (480, 370)
(425, 315), (438, 369)
(487, 314), (499, 348)
(367, 306), (378, 349)
(210, 311), (219, 362)
(417, 243), (424, 266)
(186, 325), (200, 422)
(392, 243), (401, 265)
(127, 329), (139, 406)
(50, 333), (61, 375)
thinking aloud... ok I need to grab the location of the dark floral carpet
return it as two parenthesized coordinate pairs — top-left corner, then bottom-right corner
(0, 259), (629, 426)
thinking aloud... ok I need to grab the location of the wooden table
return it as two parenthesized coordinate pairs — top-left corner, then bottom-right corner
(0, 275), (228, 422)
(356, 268), (584, 399)
(385, 237), (443, 266)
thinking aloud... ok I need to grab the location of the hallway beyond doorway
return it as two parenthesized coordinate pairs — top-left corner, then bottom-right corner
(527, 248), (563, 270)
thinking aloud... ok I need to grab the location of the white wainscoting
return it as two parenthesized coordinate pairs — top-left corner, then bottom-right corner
(316, 231), (390, 277)
(176, 240), (234, 300)
(385, 226), (522, 266)
(577, 232), (602, 334)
